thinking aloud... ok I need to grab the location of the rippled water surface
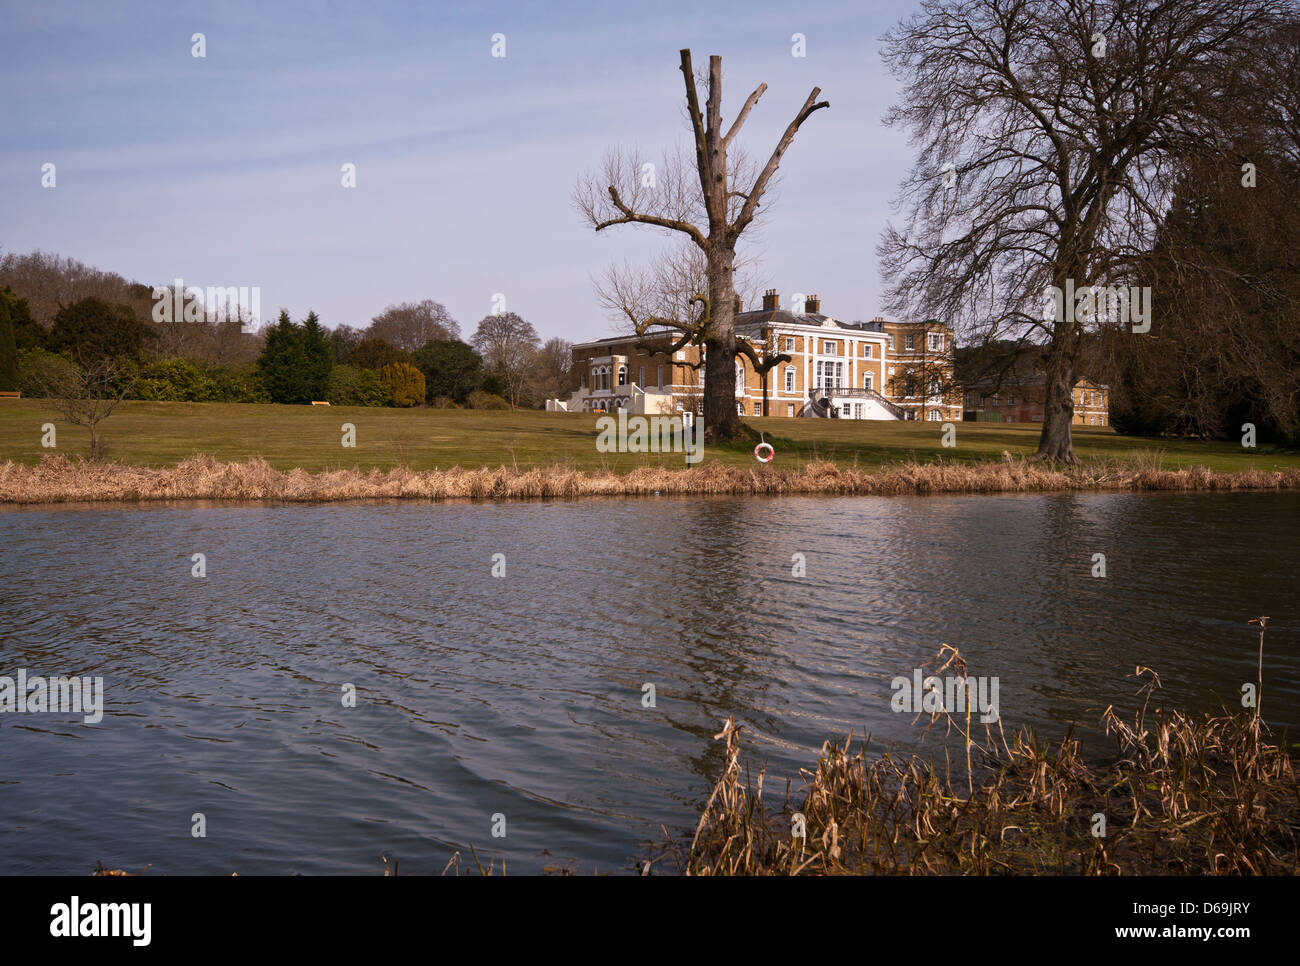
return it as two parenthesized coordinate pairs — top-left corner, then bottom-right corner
(1, 492), (1296, 874)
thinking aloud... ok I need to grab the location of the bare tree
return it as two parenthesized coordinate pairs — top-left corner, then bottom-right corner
(595, 240), (767, 361)
(367, 300), (459, 351)
(748, 326), (789, 417)
(528, 336), (574, 404)
(879, 0), (1286, 462)
(29, 355), (134, 460)
(470, 311), (540, 407)
(575, 49), (828, 441)
(0, 250), (153, 328)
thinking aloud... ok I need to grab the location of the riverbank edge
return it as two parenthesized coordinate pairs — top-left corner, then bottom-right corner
(3, 453), (1300, 504)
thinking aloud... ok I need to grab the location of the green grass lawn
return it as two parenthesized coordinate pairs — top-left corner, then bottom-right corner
(0, 398), (1294, 474)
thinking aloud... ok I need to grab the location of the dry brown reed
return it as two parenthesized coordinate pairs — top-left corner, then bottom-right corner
(671, 641), (1300, 875)
(4, 453), (1300, 505)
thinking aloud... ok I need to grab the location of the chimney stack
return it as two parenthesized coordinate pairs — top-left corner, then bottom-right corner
(806, 294), (821, 314)
(762, 288), (779, 311)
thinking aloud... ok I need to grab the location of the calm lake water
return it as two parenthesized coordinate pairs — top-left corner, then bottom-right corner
(1, 492), (1296, 874)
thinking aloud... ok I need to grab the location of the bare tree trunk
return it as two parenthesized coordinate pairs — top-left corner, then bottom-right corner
(1036, 355), (1077, 463)
(1036, 264), (1082, 463)
(703, 246), (739, 440)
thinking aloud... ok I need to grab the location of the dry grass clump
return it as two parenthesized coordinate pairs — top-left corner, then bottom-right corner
(669, 637), (1299, 875)
(4, 453), (1300, 504)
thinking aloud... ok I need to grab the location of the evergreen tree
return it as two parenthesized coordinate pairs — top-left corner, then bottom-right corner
(256, 310), (309, 404)
(0, 296), (17, 391)
(0, 287), (44, 352)
(301, 310), (333, 402)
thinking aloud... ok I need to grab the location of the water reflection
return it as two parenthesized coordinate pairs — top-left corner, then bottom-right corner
(0, 492), (1295, 874)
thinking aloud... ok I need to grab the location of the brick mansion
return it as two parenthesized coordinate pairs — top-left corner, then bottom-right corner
(548, 290), (1108, 425)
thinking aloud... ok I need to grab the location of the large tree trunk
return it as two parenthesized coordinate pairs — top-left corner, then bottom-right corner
(1036, 345), (1078, 463)
(1035, 262), (1082, 464)
(702, 247), (740, 441)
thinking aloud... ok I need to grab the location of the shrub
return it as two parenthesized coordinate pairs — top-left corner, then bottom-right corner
(132, 358), (215, 401)
(126, 359), (267, 403)
(209, 365), (270, 404)
(16, 348), (78, 398)
(467, 388), (511, 410)
(328, 365), (390, 406)
(380, 361), (425, 408)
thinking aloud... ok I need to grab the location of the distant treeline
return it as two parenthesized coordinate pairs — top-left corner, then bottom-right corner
(0, 250), (572, 410)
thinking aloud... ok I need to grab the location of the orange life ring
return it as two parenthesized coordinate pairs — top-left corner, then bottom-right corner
(754, 442), (775, 463)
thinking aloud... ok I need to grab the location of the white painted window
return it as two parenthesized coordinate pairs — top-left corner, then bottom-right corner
(617, 365), (627, 387)
(753, 402), (761, 416)
(905, 333), (915, 350)
(863, 343), (872, 358)
(657, 364), (663, 387)
(816, 360), (843, 389)
(784, 366), (795, 393)
(863, 373), (873, 391)
(735, 362), (745, 395)
(928, 332), (944, 351)
(784, 337), (795, 352)
(927, 409), (942, 421)
(787, 403), (795, 417)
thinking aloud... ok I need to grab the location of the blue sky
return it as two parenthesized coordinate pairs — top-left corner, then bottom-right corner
(1, 0), (915, 343)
